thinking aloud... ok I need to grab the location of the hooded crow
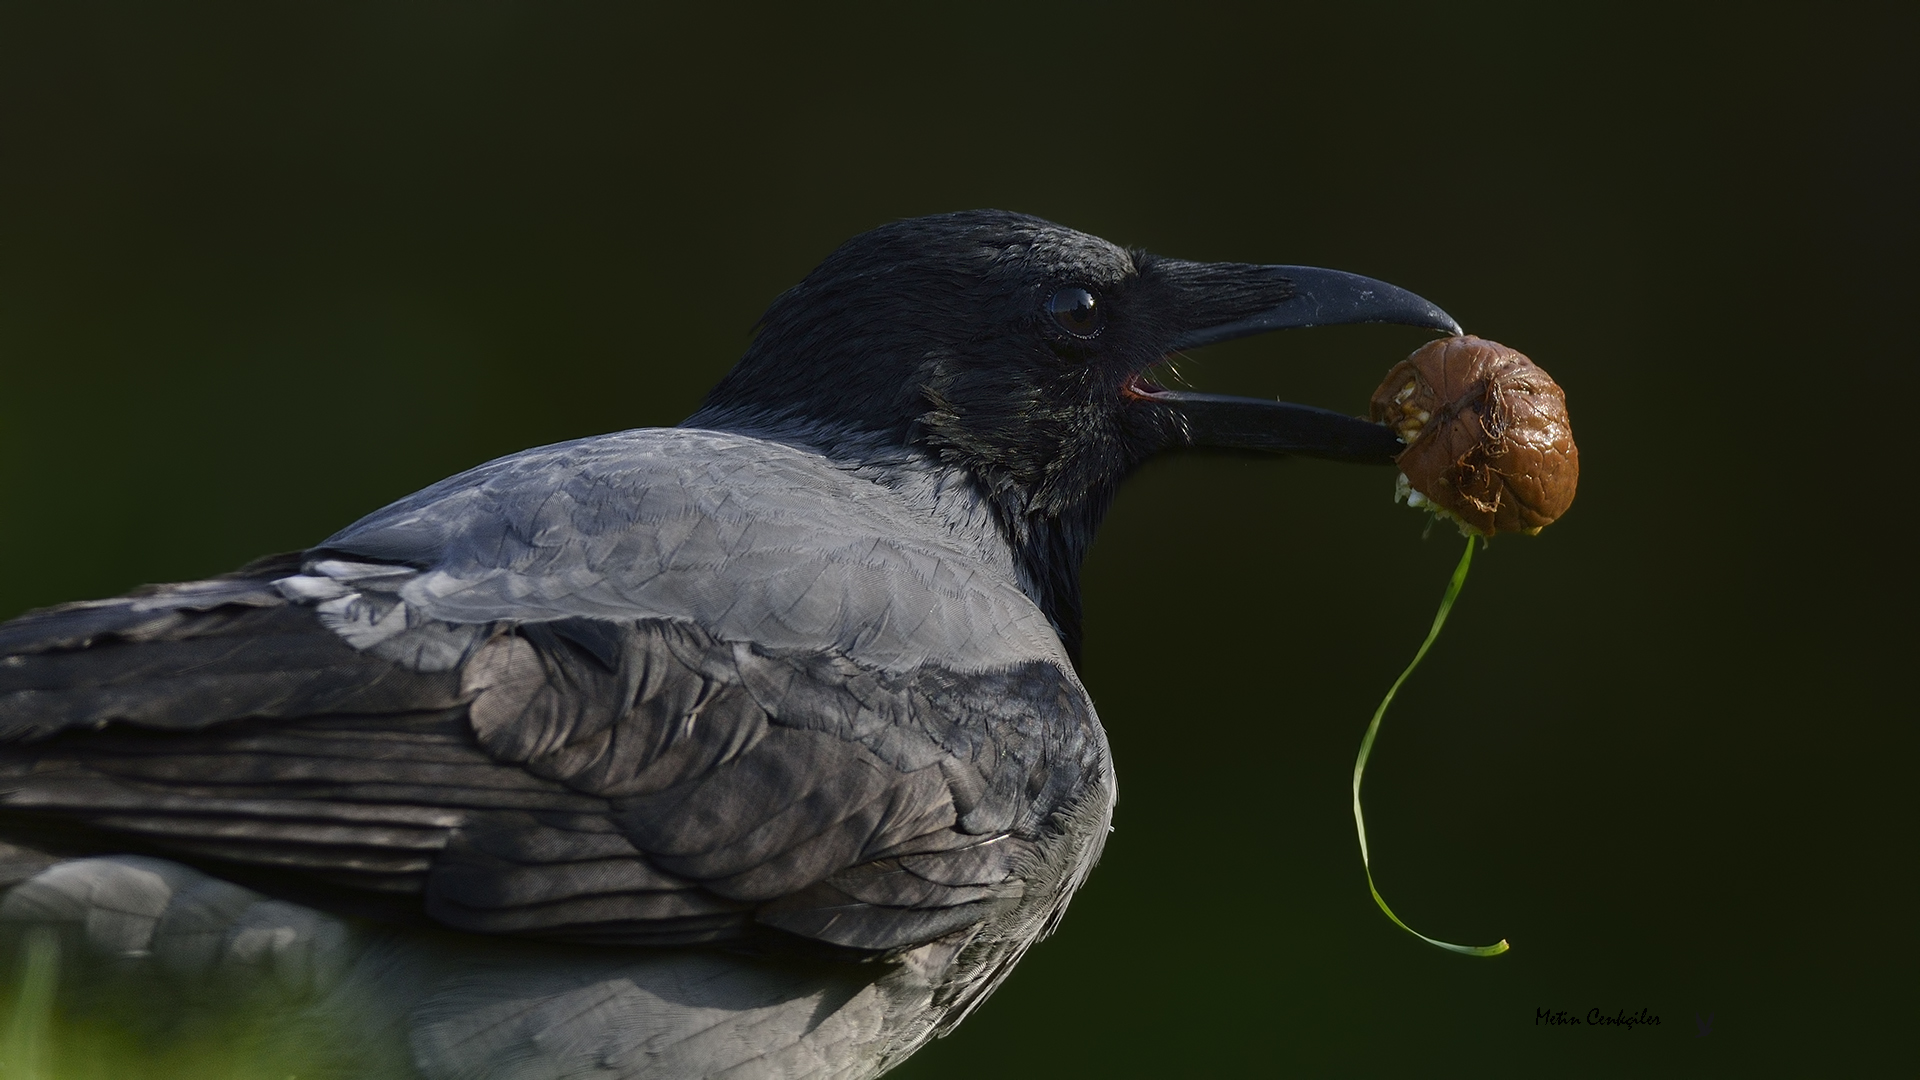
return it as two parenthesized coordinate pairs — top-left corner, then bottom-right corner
(0, 210), (1458, 1078)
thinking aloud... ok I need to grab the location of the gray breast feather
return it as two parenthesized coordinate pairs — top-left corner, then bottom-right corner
(305, 428), (1069, 676)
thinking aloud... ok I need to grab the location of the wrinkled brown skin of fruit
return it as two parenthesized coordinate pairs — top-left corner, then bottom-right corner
(1370, 335), (1579, 537)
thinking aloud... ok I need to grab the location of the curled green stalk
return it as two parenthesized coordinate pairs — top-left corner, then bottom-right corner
(1352, 534), (1509, 957)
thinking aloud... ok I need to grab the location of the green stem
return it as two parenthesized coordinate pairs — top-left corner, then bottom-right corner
(1351, 534), (1509, 957)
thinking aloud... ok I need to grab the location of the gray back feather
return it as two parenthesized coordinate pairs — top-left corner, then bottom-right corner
(307, 429), (1071, 677)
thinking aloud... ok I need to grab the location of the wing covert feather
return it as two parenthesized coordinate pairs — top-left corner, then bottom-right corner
(2, 569), (1109, 956)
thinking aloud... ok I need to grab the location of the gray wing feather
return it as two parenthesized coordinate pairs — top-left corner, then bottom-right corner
(2, 564), (1107, 955)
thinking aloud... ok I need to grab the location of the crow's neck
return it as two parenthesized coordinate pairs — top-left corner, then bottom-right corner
(860, 449), (1107, 665)
(685, 414), (1101, 663)
(989, 486), (1104, 665)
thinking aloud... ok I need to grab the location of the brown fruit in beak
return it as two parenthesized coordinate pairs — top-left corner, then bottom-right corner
(1371, 336), (1578, 537)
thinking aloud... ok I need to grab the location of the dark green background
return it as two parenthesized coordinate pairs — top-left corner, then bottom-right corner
(0, 3), (1909, 1076)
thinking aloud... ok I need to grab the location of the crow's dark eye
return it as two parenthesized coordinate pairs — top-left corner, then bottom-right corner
(1047, 287), (1102, 339)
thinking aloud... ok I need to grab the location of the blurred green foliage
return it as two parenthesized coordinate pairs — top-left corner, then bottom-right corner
(0, 931), (316, 1080)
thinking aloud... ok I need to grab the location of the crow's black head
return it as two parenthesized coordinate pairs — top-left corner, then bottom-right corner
(689, 210), (1459, 656)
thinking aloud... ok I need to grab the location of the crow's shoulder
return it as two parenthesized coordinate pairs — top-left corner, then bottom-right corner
(311, 426), (1071, 675)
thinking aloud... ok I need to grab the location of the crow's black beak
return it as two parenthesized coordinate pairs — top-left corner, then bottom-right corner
(1165, 265), (1460, 350)
(1136, 262), (1460, 464)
